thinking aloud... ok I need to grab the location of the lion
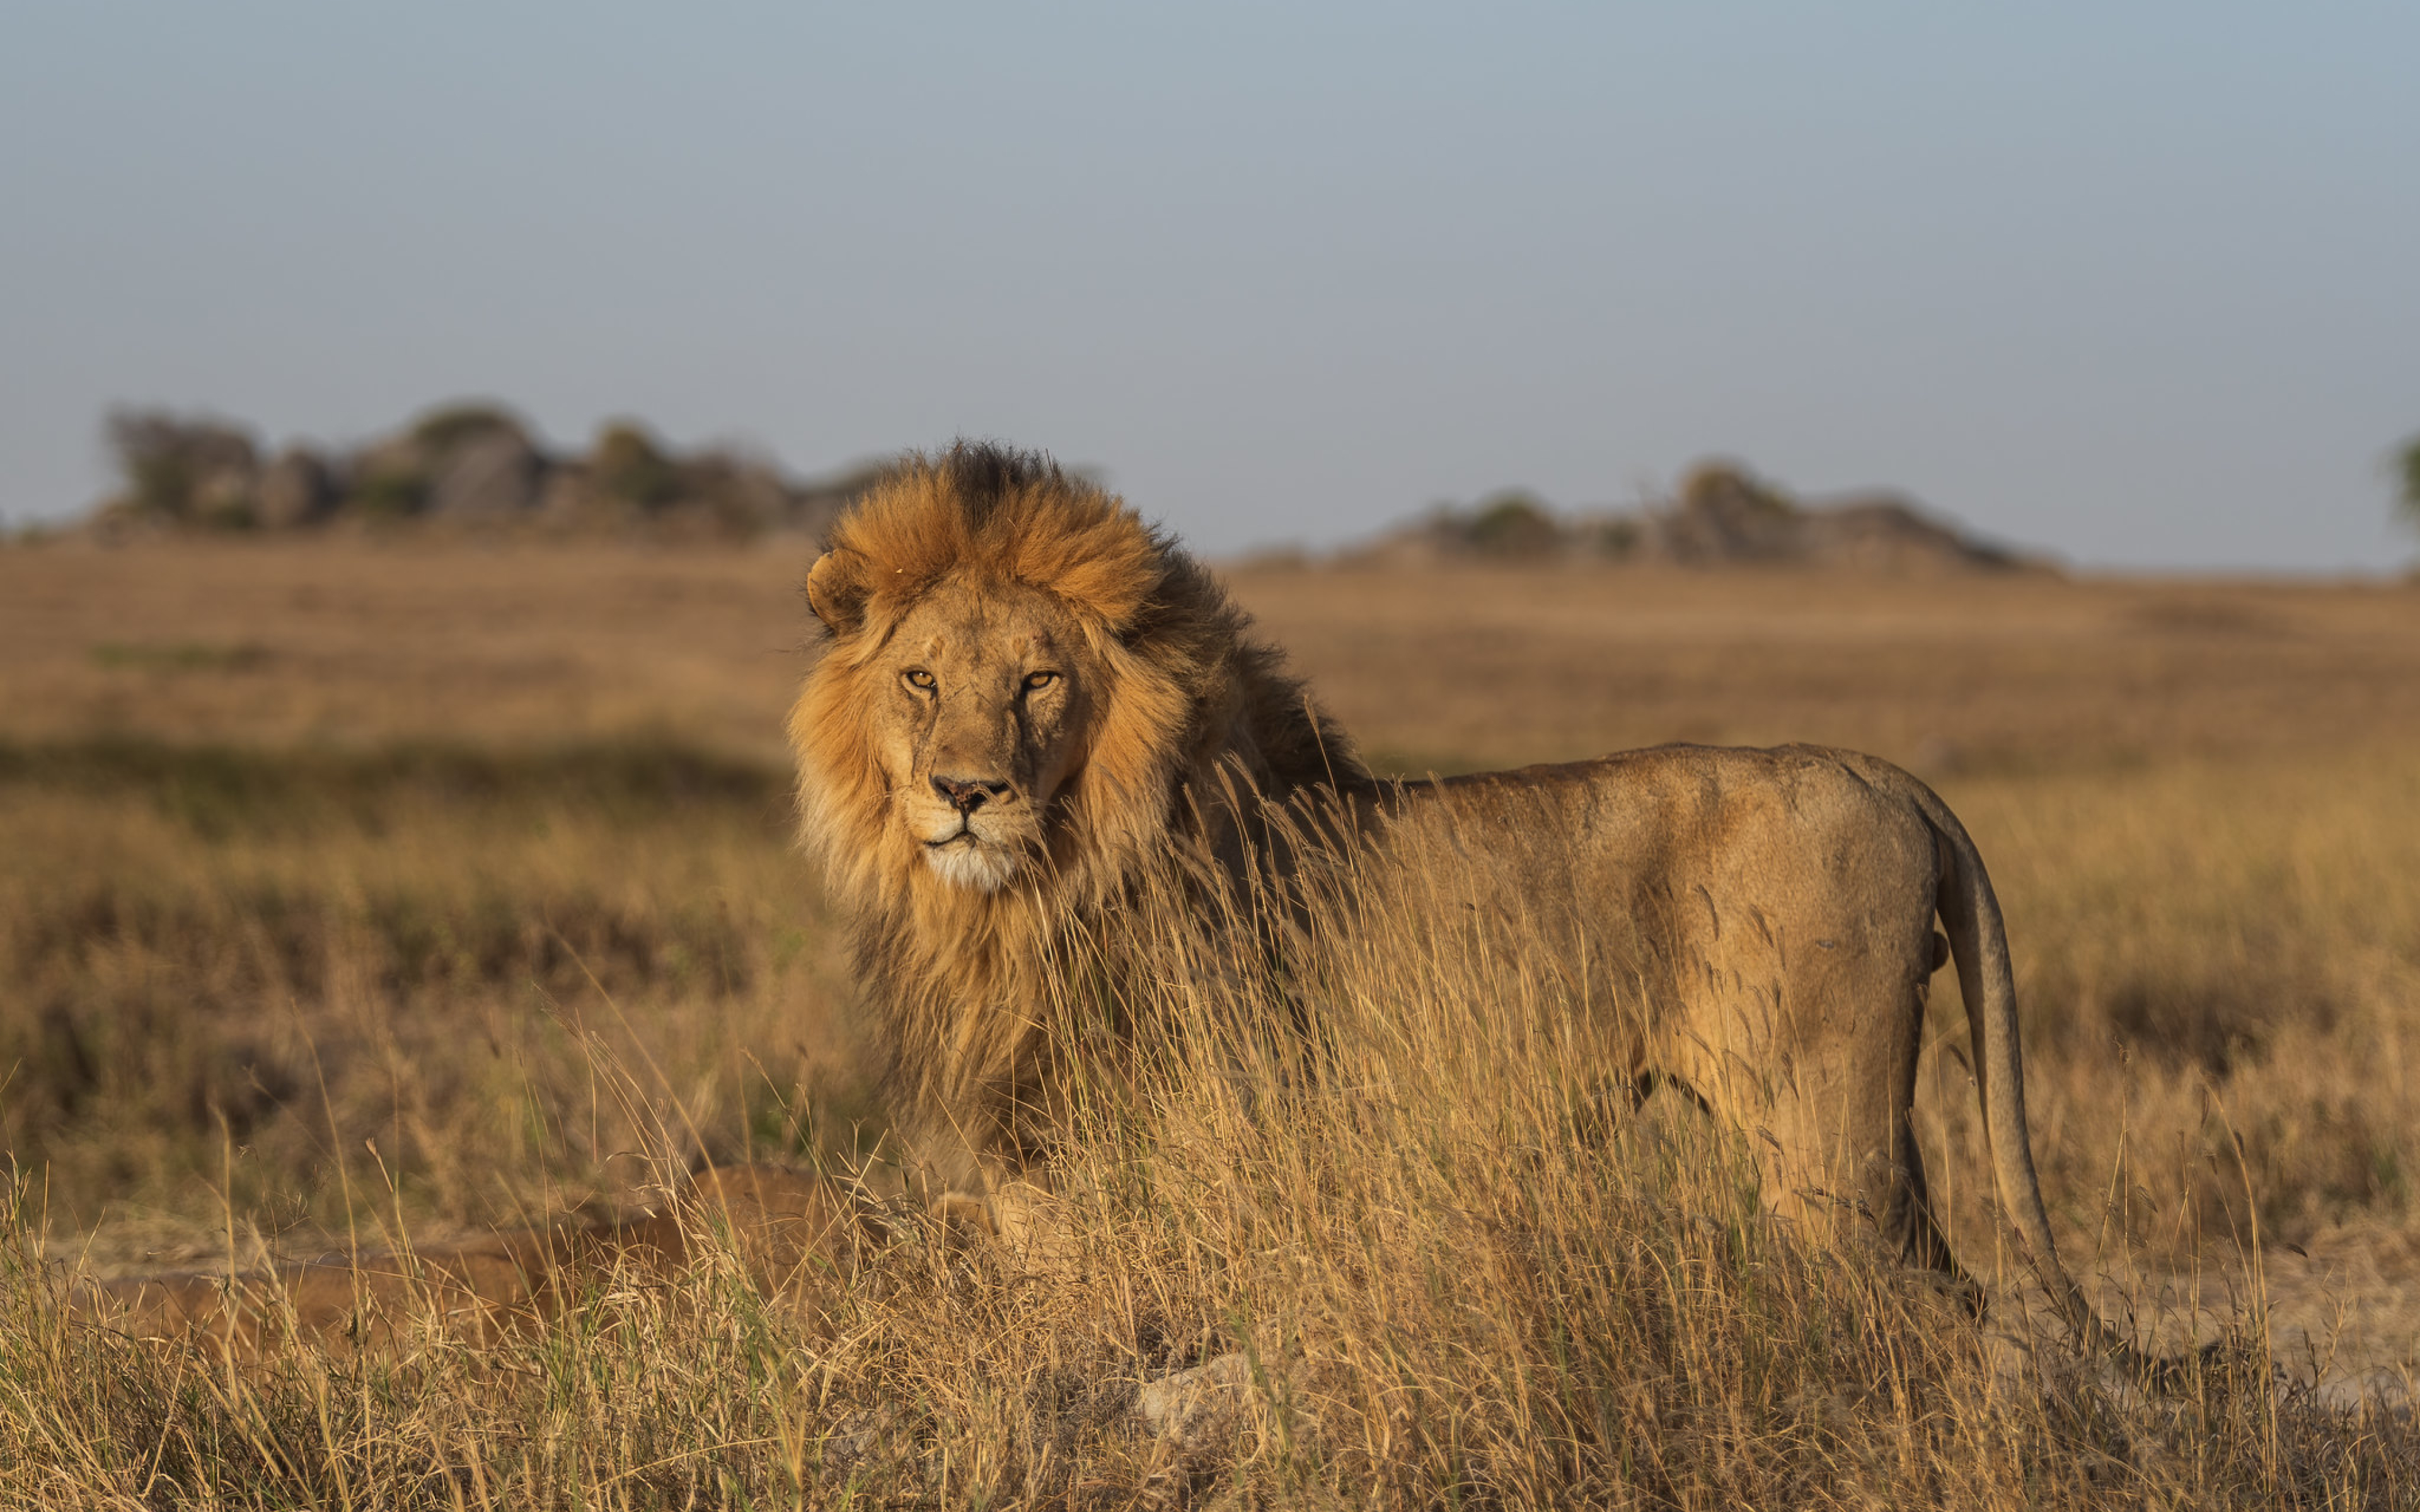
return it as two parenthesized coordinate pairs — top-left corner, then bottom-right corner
(79, 442), (2120, 1363)
(791, 441), (2126, 1359)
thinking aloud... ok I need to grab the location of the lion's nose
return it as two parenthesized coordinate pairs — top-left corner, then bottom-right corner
(931, 774), (1010, 814)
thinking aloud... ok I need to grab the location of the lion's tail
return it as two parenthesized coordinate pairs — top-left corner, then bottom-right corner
(1894, 772), (2132, 1367)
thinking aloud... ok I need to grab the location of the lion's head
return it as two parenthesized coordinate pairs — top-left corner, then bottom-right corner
(814, 569), (1094, 895)
(787, 444), (1361, 1186)
(790, 444), (1357, 920)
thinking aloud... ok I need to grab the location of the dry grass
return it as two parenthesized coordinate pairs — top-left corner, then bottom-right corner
(3, 538), (2419, 1506)
(0, 744), (853, 1268)
(9, 541), (2420, 766)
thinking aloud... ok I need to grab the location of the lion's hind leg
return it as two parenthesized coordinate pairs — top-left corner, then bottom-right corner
(1656, 1011), (1985, 1316)
(1624, 1067), (1715, 1121)
(1884, 1131), (1985, 1315)
(1746, 1067), (1986, 1317)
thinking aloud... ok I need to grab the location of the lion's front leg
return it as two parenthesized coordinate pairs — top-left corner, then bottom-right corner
(930, 1173), (1075, 1271)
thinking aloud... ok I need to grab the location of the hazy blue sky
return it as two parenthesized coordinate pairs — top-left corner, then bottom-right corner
(4, 4), (2415, 568)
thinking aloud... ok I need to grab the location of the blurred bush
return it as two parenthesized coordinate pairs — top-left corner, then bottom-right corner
(103, 410), (260, 529)
(87, 401), (879, 543)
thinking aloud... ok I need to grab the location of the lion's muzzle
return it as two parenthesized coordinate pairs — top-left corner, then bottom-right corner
(931, 773), (1010, 814)
(921, 831), (1023, 891)
(911, 773), (1031, 892)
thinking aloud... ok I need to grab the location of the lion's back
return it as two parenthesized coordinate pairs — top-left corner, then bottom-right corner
(1393, 743), (1937, 891)
(1332, 744), (1947, 1020)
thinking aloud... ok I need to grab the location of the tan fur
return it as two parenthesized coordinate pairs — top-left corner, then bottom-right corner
(1330, 750), (2052, 1289)
(794, 443), (2123, 1359)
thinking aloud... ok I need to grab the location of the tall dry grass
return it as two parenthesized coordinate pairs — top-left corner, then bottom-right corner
(1928, 749), (2420, 1258)
(4, 543), (2419, 1503)
(0, 740), (858, 1270)
(6, 749), (2417, 1505)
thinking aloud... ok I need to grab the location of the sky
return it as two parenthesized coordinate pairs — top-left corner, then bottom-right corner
(3, 4), (2415, 570)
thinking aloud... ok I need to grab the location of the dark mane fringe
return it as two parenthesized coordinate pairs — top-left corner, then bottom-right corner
(936, 439), (1054, 530)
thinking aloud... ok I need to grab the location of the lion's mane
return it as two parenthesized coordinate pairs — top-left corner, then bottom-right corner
(787, 444), (1361, 1184)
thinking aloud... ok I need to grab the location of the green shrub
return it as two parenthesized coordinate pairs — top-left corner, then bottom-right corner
(1463, 490), (1563, 556)
(2395, 432), (2420, 532)
(409, 401), (527, 454)
(350, 464), (431, 518)
(102, 409), (258, 520)
(592, 421), (684, 510)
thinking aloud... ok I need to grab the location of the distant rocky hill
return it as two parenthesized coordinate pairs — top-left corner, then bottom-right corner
(79, 415), (2048, 574)
(1355, 461), (2053, 573)
(84, 403), (879, 542)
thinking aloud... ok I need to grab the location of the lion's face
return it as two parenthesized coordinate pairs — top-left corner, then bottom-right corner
(864, 581), (1094, 893)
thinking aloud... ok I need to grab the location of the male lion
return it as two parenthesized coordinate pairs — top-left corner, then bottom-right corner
(791, 442), (2121, 1356)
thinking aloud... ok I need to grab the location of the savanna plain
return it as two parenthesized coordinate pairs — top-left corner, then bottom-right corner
(4, 537), (2420, 1508)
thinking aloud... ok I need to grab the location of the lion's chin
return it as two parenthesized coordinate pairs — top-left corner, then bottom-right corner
(922, 839), (1021, 893)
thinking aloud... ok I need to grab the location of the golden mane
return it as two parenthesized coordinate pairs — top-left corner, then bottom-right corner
(786, 443), (1361, 1186)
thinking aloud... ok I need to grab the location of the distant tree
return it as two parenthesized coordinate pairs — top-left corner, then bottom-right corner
(1678, 460), (1795, 520)
(592, 420), (683, 510)
(104, 408), (259, 524)
(409, 401), (527, 454)
(348, 462), (431, 519)
(2397, 432), (2420, 534)
(1461, 490), (1563, 556)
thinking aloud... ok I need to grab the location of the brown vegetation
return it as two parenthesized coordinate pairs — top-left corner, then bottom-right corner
(3, 536), (2418, 1504)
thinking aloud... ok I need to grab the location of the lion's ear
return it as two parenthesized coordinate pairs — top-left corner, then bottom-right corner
(804, 550), (870, 636)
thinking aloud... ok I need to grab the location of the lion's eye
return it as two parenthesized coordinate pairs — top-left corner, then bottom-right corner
(1023, 671), (1058, 692)
(903, 670), (936, 692)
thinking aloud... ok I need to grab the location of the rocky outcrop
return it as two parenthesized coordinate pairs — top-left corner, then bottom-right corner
(424, 416), (545, 518)
(1653, 463), (2041, 571)
(253, 446), (337, 529)
(1359, 461), (2051, 573)
(87, 402), (877, 541)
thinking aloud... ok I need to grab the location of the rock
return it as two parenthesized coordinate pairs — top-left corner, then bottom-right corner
(191, 469), (260, 530)
(679, 452), (795, 537)
(256, 447), (337, 528)
(1794, 495), (2034, 573)
(536, 463), (609, 526)
(1136, 1351), (1256, 1450)
(1644, 462), (2048, 572)
(819, 1406), (897, 1475)
(428, 428), (544, 517)
(346, 436), (434, 518)
(1352, 459), (2053, 573)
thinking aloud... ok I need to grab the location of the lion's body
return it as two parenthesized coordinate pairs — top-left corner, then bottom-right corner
(1316, 744), (2041, 1274)
(792, 443), (2106, 1348)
